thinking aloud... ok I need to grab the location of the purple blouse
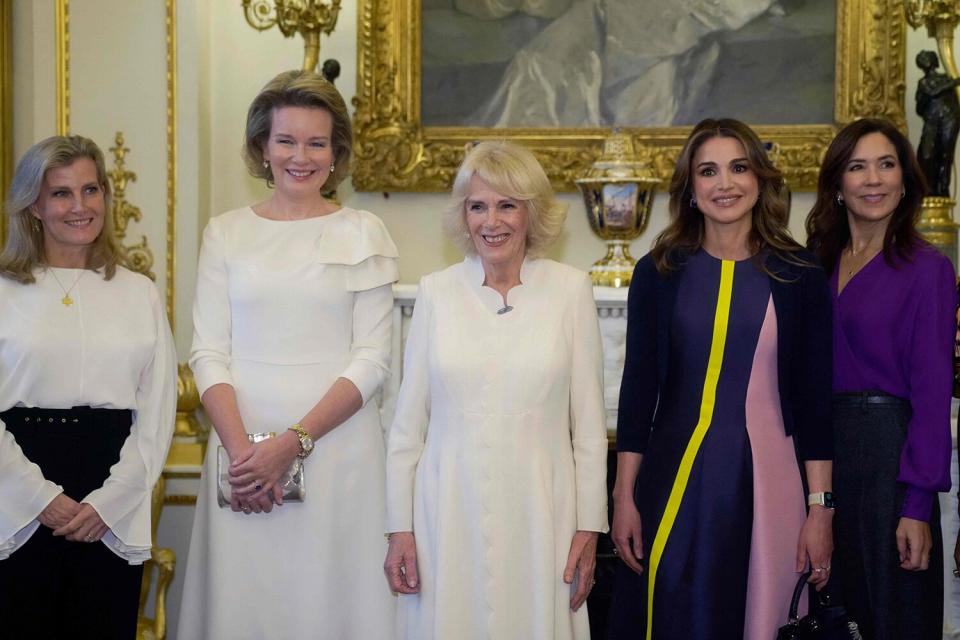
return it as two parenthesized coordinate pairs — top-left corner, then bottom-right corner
(831, 242), (957, 521)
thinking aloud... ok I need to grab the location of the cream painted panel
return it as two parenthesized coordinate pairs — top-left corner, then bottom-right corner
(11, 1), (56, 157)
(69, 1), (169, 318)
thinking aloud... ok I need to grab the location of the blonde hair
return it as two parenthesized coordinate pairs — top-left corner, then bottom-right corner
(444, 140), (566, 257)
(0, 135), (119, 284)
(244, 69), (352, 190)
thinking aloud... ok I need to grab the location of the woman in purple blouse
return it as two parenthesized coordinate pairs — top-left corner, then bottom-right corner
(806, 118), (956, 640)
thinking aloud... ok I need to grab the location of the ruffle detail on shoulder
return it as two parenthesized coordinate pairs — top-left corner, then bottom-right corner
(314, 208), (400, 266)
(345, 255), (400, 292)
(315, 208), (400, 292)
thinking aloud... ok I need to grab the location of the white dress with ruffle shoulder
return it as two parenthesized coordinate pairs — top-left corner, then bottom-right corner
(177, 206), (398, 640)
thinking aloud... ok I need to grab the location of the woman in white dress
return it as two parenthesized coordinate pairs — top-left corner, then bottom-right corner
(384, 140), (609, 639)
(177, 70), (398, 639)
(0, 135), (177, 639)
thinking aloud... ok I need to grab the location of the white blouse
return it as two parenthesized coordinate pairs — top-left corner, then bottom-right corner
(0, 266), (177, 563)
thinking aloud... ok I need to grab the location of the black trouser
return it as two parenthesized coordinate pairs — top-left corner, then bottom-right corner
(0, 407), (143, 640)
(831, 393), (943, 640)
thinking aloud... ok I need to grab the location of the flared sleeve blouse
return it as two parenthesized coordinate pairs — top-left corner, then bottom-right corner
(832, 244), (957, 521)
(0, 267), (177, 563)
(189, 206), (399, 405)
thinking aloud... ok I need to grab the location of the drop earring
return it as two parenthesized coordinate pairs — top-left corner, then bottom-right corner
(836, 193), (844, 206)
(330, 163), (335, 173)
(263, 160), (270, 169)
(690, 196), (698, 209)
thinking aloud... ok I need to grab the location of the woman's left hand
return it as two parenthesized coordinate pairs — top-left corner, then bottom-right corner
(796, 506), (834, 590)
(896, 517), (933, 571)
(565, 530), (599, 612)
(229, 431), (301, 506)
(53, 503), (109, 543)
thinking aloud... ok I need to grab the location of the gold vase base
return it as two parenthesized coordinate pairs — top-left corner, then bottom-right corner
(591, 240), (637, 287)
(918, 196), (958, 266)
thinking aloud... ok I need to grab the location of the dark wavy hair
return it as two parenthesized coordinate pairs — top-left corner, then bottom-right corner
(650, 117), (806, 276)
(805, 118), (926, 274)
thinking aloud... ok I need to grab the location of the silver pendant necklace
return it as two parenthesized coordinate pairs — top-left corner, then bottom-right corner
(49, 269), (85, 307)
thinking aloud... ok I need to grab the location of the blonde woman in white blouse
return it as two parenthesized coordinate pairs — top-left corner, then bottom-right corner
(384, 141), (609, 639)
(0, 135), (177, 639)
(177, 70), (398, 639)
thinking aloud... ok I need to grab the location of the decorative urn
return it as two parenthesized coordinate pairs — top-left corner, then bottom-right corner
(576, 130), (659, 287)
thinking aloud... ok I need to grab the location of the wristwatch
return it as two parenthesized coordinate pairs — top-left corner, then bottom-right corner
(807, 491), (836, 509)
(287, 423), (314, 459)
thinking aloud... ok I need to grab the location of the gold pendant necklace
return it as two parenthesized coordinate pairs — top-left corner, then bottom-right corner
(49, 268), (85, 307)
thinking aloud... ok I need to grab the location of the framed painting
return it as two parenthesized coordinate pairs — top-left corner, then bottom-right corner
(353, 0), (906, 191)
(0, 0), (11, 244)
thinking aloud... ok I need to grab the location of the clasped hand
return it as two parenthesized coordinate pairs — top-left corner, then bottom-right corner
(228, 432), (300, 514)
(39, 494), (109, 542)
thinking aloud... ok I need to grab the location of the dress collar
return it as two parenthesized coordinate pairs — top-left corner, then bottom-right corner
(463, 254), (536, 314)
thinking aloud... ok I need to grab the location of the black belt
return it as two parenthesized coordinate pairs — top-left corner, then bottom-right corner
(832, 391), (909, 410)
(0, 406), (133, 429)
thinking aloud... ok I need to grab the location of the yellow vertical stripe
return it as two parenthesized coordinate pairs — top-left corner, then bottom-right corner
(645, 260), (735, 640)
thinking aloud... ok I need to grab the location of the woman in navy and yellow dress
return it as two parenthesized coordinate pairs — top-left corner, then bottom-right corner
(607, 118), (835, 640)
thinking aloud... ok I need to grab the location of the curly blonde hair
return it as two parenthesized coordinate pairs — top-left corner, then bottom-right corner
(444, 140), (566, 258)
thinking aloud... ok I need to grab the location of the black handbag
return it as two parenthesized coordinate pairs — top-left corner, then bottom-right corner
(775, 572), (862, 640)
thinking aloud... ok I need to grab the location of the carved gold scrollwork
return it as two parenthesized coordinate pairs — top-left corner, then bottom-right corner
(107, 132), (155, 280)
(242, 0), (342, 72)
(353, 0), (907, 192)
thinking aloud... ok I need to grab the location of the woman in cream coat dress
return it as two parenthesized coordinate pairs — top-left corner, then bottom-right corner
(384, 140), (609, 640)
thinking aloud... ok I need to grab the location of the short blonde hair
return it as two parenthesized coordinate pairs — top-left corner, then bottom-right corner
(244, 69), (352, 190)
(0, 135), (119, 284)
(444, 140), (566, 257)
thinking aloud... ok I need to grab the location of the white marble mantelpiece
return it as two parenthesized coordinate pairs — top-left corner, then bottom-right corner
(380, 284), (628, 437)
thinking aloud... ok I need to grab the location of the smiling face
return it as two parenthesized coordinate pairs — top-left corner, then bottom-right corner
(691, 136), (759, 237)
(262, 106), (335, 198)
(464, 174), (529, 273)
(839, 131), (903, 228)
(31, 157), (106, 267)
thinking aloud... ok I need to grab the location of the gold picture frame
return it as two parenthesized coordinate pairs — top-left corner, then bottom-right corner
(353, 0), (906, 192)
(0, 0), (11, 245)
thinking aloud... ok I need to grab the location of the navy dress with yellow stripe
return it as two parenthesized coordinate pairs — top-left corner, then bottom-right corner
(608, 250), (808, 639)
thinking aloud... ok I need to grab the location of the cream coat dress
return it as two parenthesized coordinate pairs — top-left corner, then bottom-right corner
(387, 256), (609, 640)
(178, 206), (398, 640)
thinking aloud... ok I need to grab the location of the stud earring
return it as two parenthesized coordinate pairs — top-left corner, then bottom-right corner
(900, 186), (906, 199)
(836, 193), (844, 206)
(690, 196), (698, 209)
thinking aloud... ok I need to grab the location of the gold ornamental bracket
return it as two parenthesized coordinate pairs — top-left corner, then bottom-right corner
(242, 0), (342, 72)
(353, 0), (906, 193)
(107, 132), (155, 280)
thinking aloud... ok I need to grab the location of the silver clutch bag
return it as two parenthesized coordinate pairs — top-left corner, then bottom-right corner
(216, 432), (306, 507)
